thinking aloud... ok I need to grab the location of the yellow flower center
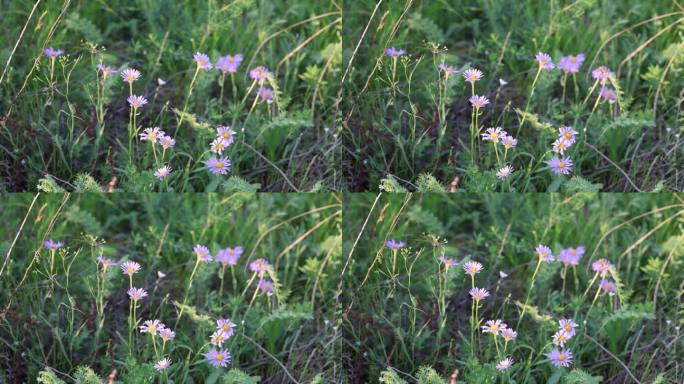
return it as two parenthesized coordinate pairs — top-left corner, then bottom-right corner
(127, 266), (134, 274)
(198, 59), (206, 66)
(216, 354), (223, 361)
(491, 133), (498, 139)
(469, 74), (476, 81)
(570, 56), (577, 62)
(149, 324), (157, 331)
(558, 354), (565, 360)
(558, 162), (565, 168)
(565, 132), (572, 139)
(127, 74), (134, 81)
(540, 59), (547, 66)
(216, 162), (223, 169)
(565, 325), (572, 332)
(223, 132), (231, 139)
(491, 324), (499, 331)
(228, 57), (235, 62)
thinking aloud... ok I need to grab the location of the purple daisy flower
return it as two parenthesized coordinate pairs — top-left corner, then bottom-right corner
(463, 68), (483, 84)
(600, 279), (616, 296)
(193, 52), (213, 70)
(600, 87), (616, 104)
(552, 330), (570, 347)
(258, 87), (274, 103)
(140, 127), (163, 143)
(438, 255), (458, 268)
(463, 260), (483, 276)
(258, 279), (274, 295)
(249, 66), (271, 85)
(469, 287), (490, 301)
(154, 358), (171, 372)
(96, 256), (117, 270)
(591, 258), (613, 277)
(210, 137), (230, 155)
(43, 47), (64, 58)
(469, 95), (490, 109)
(501, 328), (517, 341)
(481, 127), (506, 142)
(159, 135), (175, 149)
(535, 244), (554, 262)
(547, 156), (573, 175)
(216, 318), (236, 337)
(535, 52), (555, 70)
(122, 68), (141, 84)
(216, 54), (243, 74)
(210, 329), (228, 347)
(127, 95), (148, 109)
(385, 47), (406, 58)
(217, 247), (242, 266)
(438, 63), (458, 76)
(127, 287), (148, 301)
(154, 165), (172, 180)
(249, 258), (271, 277)
(558, 126), (578, 145)
(552, 138), (570, 155)
(205, 156), (231, 175)
(496, 165), (514, 180)
(548, 348), (573, 367)
(482, 319), (507, 335)
(159, 328), (176, 341)
(496, 357), (514, 372)
(558, 319), (578, 337)
(43, 239), (64, 250)
(216, 126), (236, 145)
(121, 261), (141, 276)
(559, 246), (585, 266)
(194, 245), (212, 262)
(96, 64), (117, 77)
(140, 319), (165, 335)
(558, 54), (585, 74)
(501, 136), (517, 149)
(591, 66), (613, 85)
(385, 239), (406, 250)
(205, 349), (231, 367)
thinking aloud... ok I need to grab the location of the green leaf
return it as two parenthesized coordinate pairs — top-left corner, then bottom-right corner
(223, 368), (261, 384)
(563, 368), (602, 384)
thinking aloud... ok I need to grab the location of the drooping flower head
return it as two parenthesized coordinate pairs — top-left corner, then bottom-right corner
(438, 64), (458, 76)
(210, 329), (228, 347)
(96, 64), (117, 78)
(127, 95), (148, 109)
(217, 247), (243, 266)
(140, 127), (163, 143)
(547, 156), (573, 175)
(552, 138), (570, 155)
(159, 135), (175, 150)
(43, 239), (64, 250)
(205, 156), (231, 175)
(496, 357), (514, 372)
(558, 126), (578, 145)
(258, 279), (274, 295)
(159, 327), (176, 341)
(216, 54), (243, 74)
(591, 258), (613, 278)
(216, 318), (236, 337)
(469, 287), (490, 302)
(154, 165), (172, 180)
(43, 47), (64, 58)
(501, 136), (517, 149)
(482, 319), (507, 335)
(154, 358), (171, 372)
(463, 68), (483, 84)
(496, 165), (514, 180)
(249, 258), (272, 277)
(216, 126), (236, 146)
(140, 319), (165, 335)
(193, 245), (212, 262)
(600, 87), (616, 104)
(258, 87), (274, 103)
(463, 260), (483, 277)
(438, 255), (458, 269)
(501, 328), (518, 342)
(536, 245), (554, 262)
(205, 348), (231, 367)
(535, 52), (555, 70)
(548, 348), (573, 367)
(600, 279), (616, 296)
(469, 95), (490, 110)
(193, 52), (213, 70)
(249, 66), (271, 85)
(385, 47), (406, 58)
(481, 127), (506, 142)
(210, 138), (230, 155)
(552, 330), (570, 347)
(96, 256), (117, 271)
(558, 54), (585, 74)
(127, 287), (148, 301)
(385, 239), (406, 250)
(122, 68), (141, 84)
(121, 261), (141, 276)
(559, 246), (585, 266)
(558, 319), (578, 337)
(592, 66), (613, 85)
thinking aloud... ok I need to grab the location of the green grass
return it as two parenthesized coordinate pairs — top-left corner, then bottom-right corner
(340, 193), (684, 382)
(0, 0), (341, 192)
(0, 193), (342, 382)
(341, 0), (684, 192)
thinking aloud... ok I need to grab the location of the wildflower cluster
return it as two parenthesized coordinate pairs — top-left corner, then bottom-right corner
(139, 319), (176, 372)
(481, 319), (518, 372)
(548, 318), (578, 368)
(205, 318), (236, 367)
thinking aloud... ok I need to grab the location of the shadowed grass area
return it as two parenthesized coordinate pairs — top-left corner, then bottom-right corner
(340, 192), (684, 383)
(342, 0), (683, 192)
(0, 193), (342, 382)
(0, 0), (341, 192)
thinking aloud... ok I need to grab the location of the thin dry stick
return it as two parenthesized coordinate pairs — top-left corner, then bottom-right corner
(653, 40), (683, 117)
(582, 140), (642, 191)
(275, 211), (341, 263)
(618, 210), (684, 261)
(239, 141), (300, 191)
(653, 233), (683, 311)
(241, 333), (300, 384)
(0, 193), (41, 278)
(0, 0), (42, 86)
(617, 17), (684, 78)
(276, 18), (341, 72)
(584, 334), (641, 383)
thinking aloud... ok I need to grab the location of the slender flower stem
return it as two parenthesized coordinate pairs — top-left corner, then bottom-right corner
(175, 257), (200, 327)
(516, 66), (542, 139)
(219, 72), (226, 102)
(219, 264), (227, 299)
(517, 257), (542, 328)
(561, 73), (568, 103)
(175, 66), (200, 138)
